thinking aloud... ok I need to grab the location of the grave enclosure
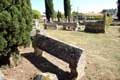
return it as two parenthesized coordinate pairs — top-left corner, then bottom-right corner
(32, 32), (86, 80)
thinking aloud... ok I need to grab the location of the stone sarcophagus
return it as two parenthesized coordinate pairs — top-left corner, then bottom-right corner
(84, 13), (107, 33)
(62, 22), (77, 31)
(44, 23), (57, 30)
(84, 20), (105, 33)
(32, 34), (86, 80)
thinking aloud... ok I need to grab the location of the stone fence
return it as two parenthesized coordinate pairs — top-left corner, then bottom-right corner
(32, 33), (86, 80)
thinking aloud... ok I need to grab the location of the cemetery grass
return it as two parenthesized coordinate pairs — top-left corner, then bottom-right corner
(47, 26), (120, 80)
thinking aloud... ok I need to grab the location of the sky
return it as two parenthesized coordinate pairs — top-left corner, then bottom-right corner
(31, 0), (117, 14)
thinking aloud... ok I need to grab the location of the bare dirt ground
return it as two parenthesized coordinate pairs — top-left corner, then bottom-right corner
(1, 48), (40, 80)
(1, 47), (73, 80)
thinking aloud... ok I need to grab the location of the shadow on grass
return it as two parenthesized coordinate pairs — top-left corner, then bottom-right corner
(22, 53), (72, 80)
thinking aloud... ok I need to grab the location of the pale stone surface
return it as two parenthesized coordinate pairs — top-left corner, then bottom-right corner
(0, 71), (5, 80)
(76, 52), (86, 80)
(34, 72), (58, 80)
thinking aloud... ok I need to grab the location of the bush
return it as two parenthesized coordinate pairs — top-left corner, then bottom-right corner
(0, 0), (32, 66)
(105, 16), (113, 26)
(32, 9), (41, 19)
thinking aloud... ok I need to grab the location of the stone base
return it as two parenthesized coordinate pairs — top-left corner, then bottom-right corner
(34, 48), (43, 57)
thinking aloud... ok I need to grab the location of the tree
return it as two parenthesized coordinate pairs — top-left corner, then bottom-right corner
(57, 11), (62, 22)
(45, 0), (54, 22)
(0, 0), (32, 66)
(32, 9), (41, 19)
(117, 0), (120, 20)
(64, 0), (71, 22)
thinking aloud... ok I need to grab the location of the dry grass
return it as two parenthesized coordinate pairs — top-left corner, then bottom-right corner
(46, 26), (120, 80)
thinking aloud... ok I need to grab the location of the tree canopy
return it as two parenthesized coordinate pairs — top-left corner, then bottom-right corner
(57, 11), (62, 22)
(32, 9), (41, 19)
(117, 0), (120, 20)
(45, 0), (54, 22)
(64, 0), (71, 21)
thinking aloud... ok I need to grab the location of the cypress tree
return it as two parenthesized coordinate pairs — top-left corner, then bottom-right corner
(0, 0), (32, 66)
(45, 0), (54, 22)
(117, 0), (120, 20)
(57, 11), (62, 22)
(64, 0), (71, 22)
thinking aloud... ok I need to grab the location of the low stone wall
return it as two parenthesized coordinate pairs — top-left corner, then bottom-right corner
(44, 23), (57, 30)
(85, 20), (105, 33)
(32, 34), (86, 80)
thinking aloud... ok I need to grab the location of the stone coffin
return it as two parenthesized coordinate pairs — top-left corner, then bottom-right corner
(44, 23), (57, 30)
(85, 20), (105, 33)
(32, 34), (86, 80)
(62, 22), (77, 31)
